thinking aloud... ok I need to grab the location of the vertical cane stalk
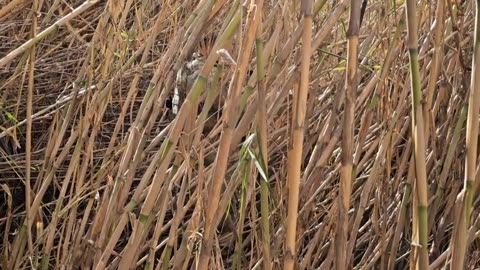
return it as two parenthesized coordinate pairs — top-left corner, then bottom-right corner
(449, 0), (480, 268)
(334, 0), (360, 268)
(284, 1), (312, 269)
(404, 0), (429, 268)
(255, 1), (272, 269)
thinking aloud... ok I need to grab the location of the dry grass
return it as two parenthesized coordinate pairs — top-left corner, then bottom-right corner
(1, 0), (480, 269)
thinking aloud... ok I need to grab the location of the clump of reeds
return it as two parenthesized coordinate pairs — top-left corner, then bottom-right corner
(1, 0), (480, 269)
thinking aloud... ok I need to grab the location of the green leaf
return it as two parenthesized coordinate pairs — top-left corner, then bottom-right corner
(247, 147), (268, 183)
(4, 111), (17, 123)
(340, 19), (347, 35)
(239, 134), (256, 159)
(120, 31), (128, 40)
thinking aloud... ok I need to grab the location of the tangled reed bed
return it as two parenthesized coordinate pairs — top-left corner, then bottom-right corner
(1, 0), (480, 269)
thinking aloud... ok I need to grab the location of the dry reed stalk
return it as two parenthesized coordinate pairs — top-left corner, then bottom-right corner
(0, 0), (100, 68)
(284, 1), (312, 269)
(334, 0), (360, 268)
(0, 0), (27, 20)
(449, 0), (480, 268)
(2, 0), (480, 269)
(197, 2), (260, 268)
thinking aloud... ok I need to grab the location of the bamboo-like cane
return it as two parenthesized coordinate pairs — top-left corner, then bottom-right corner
(254, 1), (272, 269)
(196, 2), (260, 269)
(334, 0), (360, 268)
(449, 0), (480, 268)
(284, 1), (313, 269)
(404, 0), (429, 268)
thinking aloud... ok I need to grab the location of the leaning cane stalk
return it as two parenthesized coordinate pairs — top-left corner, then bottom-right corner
(196, 2), (259, 269)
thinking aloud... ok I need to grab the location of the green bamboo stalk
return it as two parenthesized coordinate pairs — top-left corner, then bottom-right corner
(254, 1), (272, 269)
(404, 0), (429, 268)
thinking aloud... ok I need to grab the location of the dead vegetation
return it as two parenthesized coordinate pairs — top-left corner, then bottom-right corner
(1, 0), (480, 269)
